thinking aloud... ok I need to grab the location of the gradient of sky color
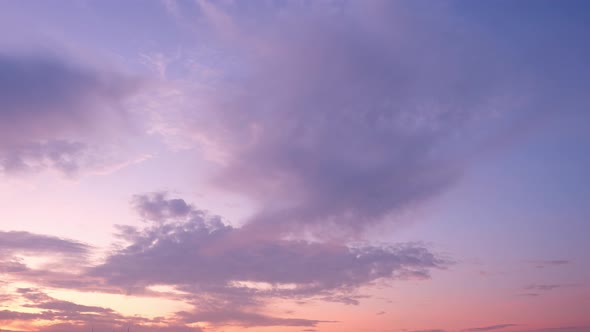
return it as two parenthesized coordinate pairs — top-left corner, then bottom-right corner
(0, 1), (589, 332)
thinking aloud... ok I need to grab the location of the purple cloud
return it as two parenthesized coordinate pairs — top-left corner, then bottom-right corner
(156, 1), (568, 239)
(525, 284), (563, 291)
(522, 327), (590, 332)
(35, 323), (202, 332)
(0, 52), (143, 176)
(0, 231), (91, 277)
(88, 192), (446, 327)
(0, 191), (446, 328)
(176, 310), (331, 328)
(18, 288), (113, 314)
(0, 288), (191, 332)
(98, 193), (445, 287)
(132, 192), (193, 222)
(529, 260), (571, 269)
(464, 324), (518, 332)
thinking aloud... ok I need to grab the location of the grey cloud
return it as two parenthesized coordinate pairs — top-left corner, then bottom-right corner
(132, 192), (193, 222)
(525, 284), (563, 291)
(522, 327), (590, 332)
(530, 260), (570, 269)
(14, 288), (120, 322)
(0, 192), (446, 328)
(0, 233), (99, 296)
(0, 52), (142, 176)
(0, 310), (40, 321)
(0, 53), (132, 118)
(0, 293), (14, 303)
(464, 325), (518, 332)
(161, 0), (579, 239)
(0, 231), (90, 255)
(35, 323), (202, 332)
(17, 294), (119, 327)
(519, 283), (579, 298)
(93, 194), (445, 291)
(24, 298), (113, 314)
(89, 192), (446, 327)
(177, 310), (330, 328)
(1, 289), (189, 332)
(320, 294), (369, 306)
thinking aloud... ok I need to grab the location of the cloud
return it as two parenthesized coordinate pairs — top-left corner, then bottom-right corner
(464, 324), (518, 332)
(518, 284), (579, 297)
(0, 288), (194, 332)
(18, 288), (113, 314)
(88, 192), (446, 327)
(522, 327), (590, 332)
(96, 194), (445, 290)
(0, 231), (90, 255)
(0, 191), (447, 328)
(0, 231), (91, 277)
(529, 260), (570, 269)
(0, 52), (143, 176)
(525, 284), (563, 291)
(35, 324), (202, 332)
(176, 310), (331, 328)
(0, 232), (107, 296)
(151, 0), (570, 240)
(4, 2), (587, 329)
(132, 192), (193, 222)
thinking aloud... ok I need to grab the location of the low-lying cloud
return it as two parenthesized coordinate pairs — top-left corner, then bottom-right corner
(0, 193), (447, 328)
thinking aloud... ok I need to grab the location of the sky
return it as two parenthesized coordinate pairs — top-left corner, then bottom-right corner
(0, 1), (589, 332)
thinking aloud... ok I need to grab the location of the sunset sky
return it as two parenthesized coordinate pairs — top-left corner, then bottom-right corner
(0, 1), (589, 332)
